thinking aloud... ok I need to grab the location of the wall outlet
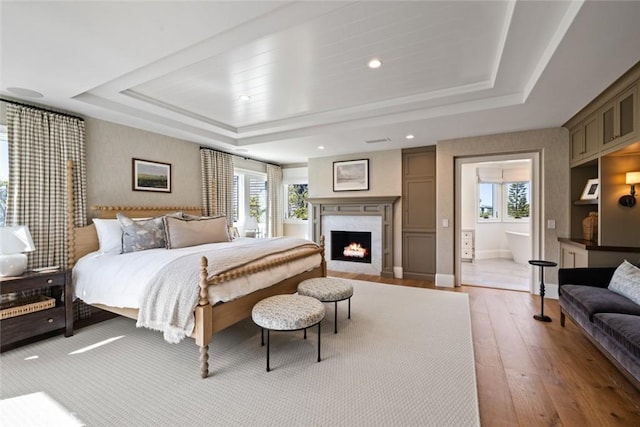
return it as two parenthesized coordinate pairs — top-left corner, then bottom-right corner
(442, 219), (449, 228)
(547, 219), (556, 229)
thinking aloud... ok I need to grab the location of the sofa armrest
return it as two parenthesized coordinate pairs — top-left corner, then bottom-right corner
(558, 267), (616, 295)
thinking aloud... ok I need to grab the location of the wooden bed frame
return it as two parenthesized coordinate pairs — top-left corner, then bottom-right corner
(65, 162), (326, 378)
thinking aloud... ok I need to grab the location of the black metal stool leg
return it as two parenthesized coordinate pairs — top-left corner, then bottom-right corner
(334, 301), (338, 334)
(261, 327), (264, 346)
(303, 328), (307, 339)
(266, 329), (271, 372)
(348, 297), (351, 319)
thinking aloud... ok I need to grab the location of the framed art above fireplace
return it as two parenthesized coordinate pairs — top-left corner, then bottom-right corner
(333, 159), (369, 191)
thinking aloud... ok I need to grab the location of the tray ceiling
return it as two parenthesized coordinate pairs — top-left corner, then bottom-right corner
(2, 1), (640, 163)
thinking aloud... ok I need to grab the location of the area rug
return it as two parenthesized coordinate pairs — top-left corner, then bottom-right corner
(0, 280), (479, 426)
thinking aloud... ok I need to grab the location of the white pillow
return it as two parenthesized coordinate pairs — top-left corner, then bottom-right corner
(608, 260), (640, 305)
(92, 219), (122, 254)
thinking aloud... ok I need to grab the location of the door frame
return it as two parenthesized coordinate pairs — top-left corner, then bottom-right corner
(454, 151), (541, 292)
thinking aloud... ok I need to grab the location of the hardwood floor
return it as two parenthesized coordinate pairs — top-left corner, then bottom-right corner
(328, 270), (640, 426)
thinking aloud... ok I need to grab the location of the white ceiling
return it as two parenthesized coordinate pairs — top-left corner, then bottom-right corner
(1, 1), (640, 164)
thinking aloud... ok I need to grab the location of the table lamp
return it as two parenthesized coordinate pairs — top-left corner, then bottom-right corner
(0, 225), (36, 277)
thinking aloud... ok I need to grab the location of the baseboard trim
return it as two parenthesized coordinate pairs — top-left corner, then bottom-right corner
(436, 273), (455, 288)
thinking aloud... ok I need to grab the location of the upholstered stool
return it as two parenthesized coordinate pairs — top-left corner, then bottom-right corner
(251, 294), (325, 372)
(298, 277), (354, 334)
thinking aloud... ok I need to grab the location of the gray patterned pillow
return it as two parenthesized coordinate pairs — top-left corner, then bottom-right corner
(116, 213), (166, 253)
(608, 260), (640, 305)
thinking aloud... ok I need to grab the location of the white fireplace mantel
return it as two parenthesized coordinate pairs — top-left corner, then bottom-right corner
(308, 196), (400, 277)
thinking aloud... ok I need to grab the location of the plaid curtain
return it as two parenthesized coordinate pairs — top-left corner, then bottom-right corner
(266, 164), (283, 237)
(200, 149), (234, 217)
(6, 104), (87, 269)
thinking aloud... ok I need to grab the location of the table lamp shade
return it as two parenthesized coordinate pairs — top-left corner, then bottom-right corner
(0, 226), (35, 277)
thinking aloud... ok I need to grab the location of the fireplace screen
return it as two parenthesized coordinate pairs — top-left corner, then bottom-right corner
(331, 230), (372, 264)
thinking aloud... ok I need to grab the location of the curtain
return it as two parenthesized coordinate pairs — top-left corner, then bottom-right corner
(266, 164), (283, 237)
(200, 149), (234, 218)
(6, 104), (87, 269)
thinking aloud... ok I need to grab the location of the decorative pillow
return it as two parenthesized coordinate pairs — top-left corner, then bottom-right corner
(608, 260), (640, 305)
(116, 213), (166, 253)
(93, 218), (123, 254)
(164, 215), (231, 249)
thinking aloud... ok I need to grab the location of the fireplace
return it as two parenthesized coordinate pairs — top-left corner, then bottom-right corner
(331, 230), (372, 264)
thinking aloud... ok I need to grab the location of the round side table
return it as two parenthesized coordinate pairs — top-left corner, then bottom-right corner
(528, 260), (557, 322)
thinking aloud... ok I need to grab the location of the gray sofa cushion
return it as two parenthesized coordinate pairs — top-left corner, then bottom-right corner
(560, 285), (640, 321)
(593, 313), (640, 360)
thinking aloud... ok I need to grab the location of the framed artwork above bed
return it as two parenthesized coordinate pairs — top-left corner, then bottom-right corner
(132, 158), (172, 193)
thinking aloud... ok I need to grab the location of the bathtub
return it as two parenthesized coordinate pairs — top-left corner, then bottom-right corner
(505, 231), (531, 265)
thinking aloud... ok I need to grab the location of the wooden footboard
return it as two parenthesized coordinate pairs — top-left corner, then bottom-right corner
(67, 158), (327, 379)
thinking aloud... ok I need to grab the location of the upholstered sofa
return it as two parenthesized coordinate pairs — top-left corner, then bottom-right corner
(558, 262), (640, 390)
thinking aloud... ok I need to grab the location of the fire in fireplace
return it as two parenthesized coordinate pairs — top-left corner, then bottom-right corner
(331, 230), (372, 263)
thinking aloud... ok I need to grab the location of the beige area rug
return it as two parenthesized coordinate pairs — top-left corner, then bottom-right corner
(0, 280), (479, 426)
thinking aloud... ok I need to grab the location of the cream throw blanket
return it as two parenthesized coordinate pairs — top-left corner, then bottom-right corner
(136, 238), (319, 343)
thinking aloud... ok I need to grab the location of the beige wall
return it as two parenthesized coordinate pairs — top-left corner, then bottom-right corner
(308, 149), (403, 269)
(85, 118), (201, 211)
(436, 128), (570, 286)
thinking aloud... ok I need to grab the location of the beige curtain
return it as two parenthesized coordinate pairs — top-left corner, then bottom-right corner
(6, 104), (87, 269)
(266, 164), (283, 237)
(200, 149), (234, 217)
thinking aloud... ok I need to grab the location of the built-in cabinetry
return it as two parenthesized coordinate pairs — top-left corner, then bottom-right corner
(558, 239), (640, 268)
(600, 83), (637, 153)
(461, 230), (474, 262)
(402, 146), (436, 280)
(563, 61), (640, 267)
(570, 113), (599, 166)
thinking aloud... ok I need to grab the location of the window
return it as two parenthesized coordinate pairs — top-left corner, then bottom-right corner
(504, 182), (530, 221)
(286, 184), (308, 221)
(477, 180), (530, 223)
(233, 169), (267, 229)
(478, 182), (500, 221)
(0, 126), (7, 226)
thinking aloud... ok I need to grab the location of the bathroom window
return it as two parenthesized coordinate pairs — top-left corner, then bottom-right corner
(478, 181), (530, 223)
(503, 182), (530, 222)
(478, 182), (500, 221)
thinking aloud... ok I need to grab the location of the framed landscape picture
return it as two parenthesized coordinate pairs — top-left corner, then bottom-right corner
(333, 159), (369, 192)
(132, 158), (171, 193)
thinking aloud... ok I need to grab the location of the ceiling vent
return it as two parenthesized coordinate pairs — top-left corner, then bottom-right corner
(364, 137), (391, 144)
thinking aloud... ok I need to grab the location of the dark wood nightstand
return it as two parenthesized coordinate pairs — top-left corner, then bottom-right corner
(1, 270), (73, 352)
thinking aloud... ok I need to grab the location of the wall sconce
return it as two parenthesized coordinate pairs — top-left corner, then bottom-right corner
(619, 171), (640, 207)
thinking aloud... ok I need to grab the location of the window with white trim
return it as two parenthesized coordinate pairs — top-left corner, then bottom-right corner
(285, 183), (308, 221)
(233, 169), (267, 231)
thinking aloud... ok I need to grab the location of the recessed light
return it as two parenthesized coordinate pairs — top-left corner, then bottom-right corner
(239, 94), (251, 102)
(317, 145), (325, 150)
(405, 134), (415, 140)
(368, 58), (382, 69)
(6, 87), (43, 98)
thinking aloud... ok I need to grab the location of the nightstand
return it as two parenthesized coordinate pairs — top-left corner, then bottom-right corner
(1, 270), (73, 351)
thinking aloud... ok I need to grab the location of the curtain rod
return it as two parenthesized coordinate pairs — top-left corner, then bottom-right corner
(200, 146), (281, 167)
(1, 98), (84, 121)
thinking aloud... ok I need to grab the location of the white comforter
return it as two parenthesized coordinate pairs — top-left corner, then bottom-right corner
(73, 237), (321, 339)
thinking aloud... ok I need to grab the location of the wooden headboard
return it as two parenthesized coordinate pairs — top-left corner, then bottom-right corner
(70, 205), (202, 266)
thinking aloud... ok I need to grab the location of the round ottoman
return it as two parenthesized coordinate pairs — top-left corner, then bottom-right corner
(298, 277), (354, 334)
(252, 294), (325, 372)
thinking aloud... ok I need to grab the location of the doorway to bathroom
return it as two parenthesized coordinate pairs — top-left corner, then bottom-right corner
(455, 152), (539, 292)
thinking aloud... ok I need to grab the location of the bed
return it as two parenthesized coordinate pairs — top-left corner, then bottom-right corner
(67, 196), (326, 378)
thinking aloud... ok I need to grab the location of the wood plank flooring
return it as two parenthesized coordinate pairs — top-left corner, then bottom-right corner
(329, 270), (640, 426)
